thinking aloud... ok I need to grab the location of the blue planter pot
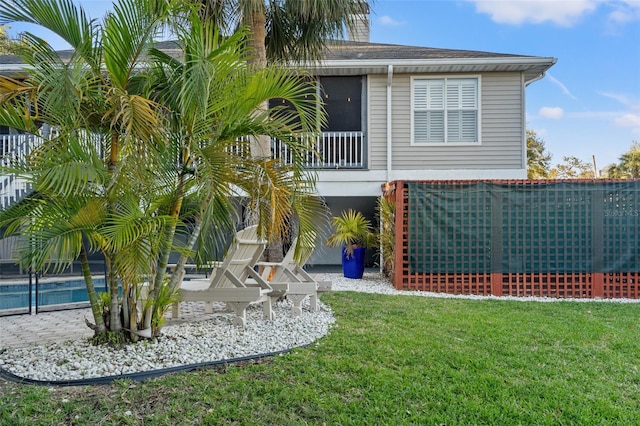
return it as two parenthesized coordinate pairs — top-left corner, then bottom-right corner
(342, 246), (366, 279)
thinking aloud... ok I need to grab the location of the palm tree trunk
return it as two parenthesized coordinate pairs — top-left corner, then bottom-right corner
(168, 217), (203, 291)
(145, 157), (189, 330)
(80, 242), (106, 334)
(247, 8), (271, 159)
(152, 172), (187, 290)
(105, 255), (122, 332)
(105, 130), (122, 332)
(247, 8), (267, 69)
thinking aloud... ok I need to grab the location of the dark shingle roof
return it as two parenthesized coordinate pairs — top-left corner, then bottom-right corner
(322, 40), (524, 61)
(0, 39), (555, 82)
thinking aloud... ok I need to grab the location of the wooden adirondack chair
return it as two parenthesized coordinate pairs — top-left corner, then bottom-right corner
(259, 236), (332, 316)
(172, 226), (288, 328)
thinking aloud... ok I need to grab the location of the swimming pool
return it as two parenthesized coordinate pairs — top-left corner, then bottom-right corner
(0, 277), (107, 313)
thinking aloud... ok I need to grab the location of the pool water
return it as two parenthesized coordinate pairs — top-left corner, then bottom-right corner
(0, 277), (107, 312)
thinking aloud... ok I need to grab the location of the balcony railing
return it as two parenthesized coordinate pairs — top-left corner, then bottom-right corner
(1, 134), (41, 209)
(0, 130), (365, 208)
(271, 131), (365, 169)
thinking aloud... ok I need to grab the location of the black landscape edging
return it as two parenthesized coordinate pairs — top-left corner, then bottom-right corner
(0, 346), (298, 387)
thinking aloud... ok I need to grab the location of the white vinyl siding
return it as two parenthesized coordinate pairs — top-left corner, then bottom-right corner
(412, 78), (478, 144)
(388, 73), (523, 171)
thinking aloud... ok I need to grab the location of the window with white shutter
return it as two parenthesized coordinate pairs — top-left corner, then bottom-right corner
(412, 77), (479, 144)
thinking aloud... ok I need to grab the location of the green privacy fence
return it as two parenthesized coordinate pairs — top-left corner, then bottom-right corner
(407, 180), (639, 274)
(388, 180), (640, 298)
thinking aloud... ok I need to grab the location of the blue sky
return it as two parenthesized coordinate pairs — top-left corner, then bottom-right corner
(7, 0), (640, 169)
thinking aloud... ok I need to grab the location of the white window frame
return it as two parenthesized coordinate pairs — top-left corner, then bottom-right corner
(411, 75), (481, 145)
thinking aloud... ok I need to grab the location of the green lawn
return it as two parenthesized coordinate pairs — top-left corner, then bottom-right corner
(2, 292), (639, 425)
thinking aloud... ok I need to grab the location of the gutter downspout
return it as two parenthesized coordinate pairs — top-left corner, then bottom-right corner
(386, 65), (393, 181)
(522, 71), (549, 170)
(382, 64), (394, 275)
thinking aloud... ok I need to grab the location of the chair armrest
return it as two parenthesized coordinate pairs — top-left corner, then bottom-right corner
(256, 261), (281, 267)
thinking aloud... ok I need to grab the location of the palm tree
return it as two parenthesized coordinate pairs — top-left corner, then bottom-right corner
(141, 16), (329, 314)
(196, 0), (371, 157)
(194, 0), (370, 261)
(0, 0), (172, 340)
(198, 0), (371, 64)
(0, 0), (327, 342)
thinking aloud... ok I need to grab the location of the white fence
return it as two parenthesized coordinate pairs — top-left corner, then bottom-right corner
(0, 130), (366, 209)
(271, 131), (365, 169)
(1, 134), (42, 210)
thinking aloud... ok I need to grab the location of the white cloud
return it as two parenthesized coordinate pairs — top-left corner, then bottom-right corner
(377, 15), (404, 27)
(607, 0), (640, 23)
(614, 113), (640, 128)
(598, 92), (640, 133)
(539, 106), (565, 119)
(548, 74), (578, 100)
(468, 0), (598, 26)
(599, 92), (640, 111)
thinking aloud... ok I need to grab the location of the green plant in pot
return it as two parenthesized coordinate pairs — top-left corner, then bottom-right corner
(327, 209), (376, 279)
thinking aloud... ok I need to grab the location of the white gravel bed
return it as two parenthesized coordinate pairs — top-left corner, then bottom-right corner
(0, 299), (335, 383)
(329, 271), (640, 304)
(2, 272), (639, 383)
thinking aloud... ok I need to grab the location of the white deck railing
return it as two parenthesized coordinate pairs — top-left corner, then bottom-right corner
(1, 134), (43, 210)
(0, 130), (365, 209)
(271, 131), (365, 169)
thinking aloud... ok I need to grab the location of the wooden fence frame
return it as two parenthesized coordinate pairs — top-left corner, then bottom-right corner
(385, 179), (640, 299)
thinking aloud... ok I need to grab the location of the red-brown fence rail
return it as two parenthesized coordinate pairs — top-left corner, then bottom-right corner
(387, 179), (640, 299)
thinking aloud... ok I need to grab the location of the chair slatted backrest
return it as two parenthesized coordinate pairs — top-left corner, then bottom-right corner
(211, 226), (266, 288)
(270, 233), (316, 282)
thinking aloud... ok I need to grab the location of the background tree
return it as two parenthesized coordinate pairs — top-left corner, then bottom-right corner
(602, 141), (640, 179)
(550, 156), (596, 179)
(526, 129), (552, 179)
(0, 24), (18, 54)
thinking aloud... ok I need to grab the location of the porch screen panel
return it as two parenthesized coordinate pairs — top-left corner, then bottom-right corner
(319, 76), (362, 131)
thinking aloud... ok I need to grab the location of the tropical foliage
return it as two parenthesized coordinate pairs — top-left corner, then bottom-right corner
(0, 0), (326, 343)
(526, 129), (552, 179)
(377, 196), (395, 278)
(603, 141), (640, 179)
(326, 209), (376, 257)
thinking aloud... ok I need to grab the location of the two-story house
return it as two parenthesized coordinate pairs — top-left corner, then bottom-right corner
(0, 16), (556, 267)
(295, 21), (555, 264)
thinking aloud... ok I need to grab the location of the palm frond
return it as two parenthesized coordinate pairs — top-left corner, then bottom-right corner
(265, 0), (371, 63)
(0, 0), (95, 52)
(102, 0), (169, 88)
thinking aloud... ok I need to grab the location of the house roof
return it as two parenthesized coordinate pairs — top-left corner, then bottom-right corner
(306, 41), (556, 84)
(0, 40), (556, 84)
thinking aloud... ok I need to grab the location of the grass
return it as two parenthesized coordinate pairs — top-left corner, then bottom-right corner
(2, 291), (639, 425)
